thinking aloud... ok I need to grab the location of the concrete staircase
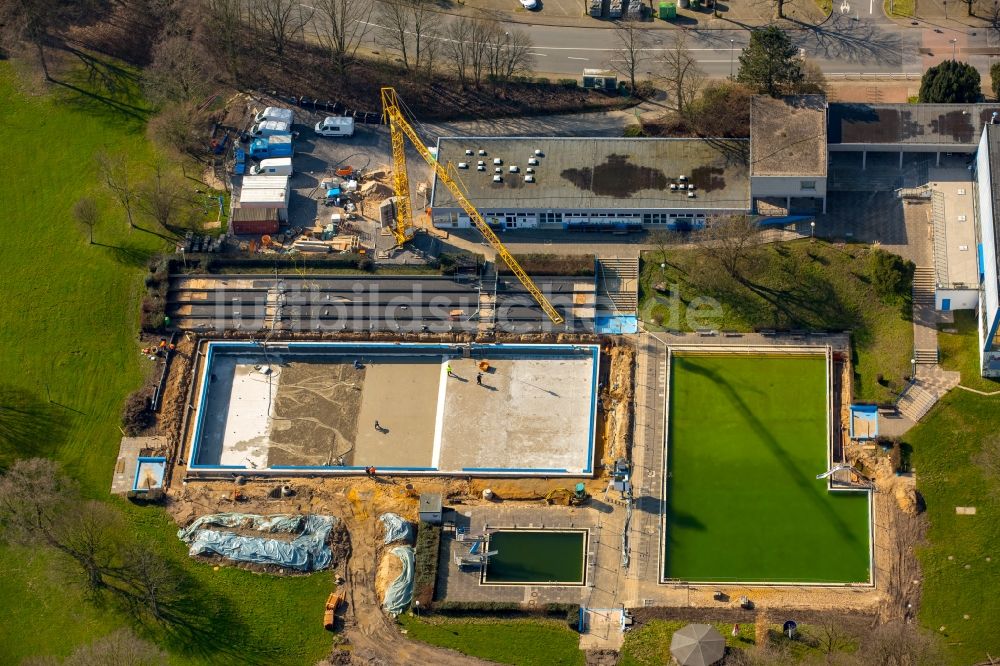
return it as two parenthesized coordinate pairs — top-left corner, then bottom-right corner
(596, 256), (639, 315)
(897, 381), (939, 422)
(912, 266), (938, 364)
(477, 263), (497, 335)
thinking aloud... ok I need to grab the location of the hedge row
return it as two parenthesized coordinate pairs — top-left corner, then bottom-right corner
(429, 601), (581, 631)
(498, 254), (596, 277)
(414, 522), (442, 606)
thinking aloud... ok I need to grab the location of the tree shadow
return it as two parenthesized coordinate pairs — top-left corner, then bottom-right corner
(96, 241), (158, 268)
(0, 386), (71, 469)
(788, 13), (909, 67)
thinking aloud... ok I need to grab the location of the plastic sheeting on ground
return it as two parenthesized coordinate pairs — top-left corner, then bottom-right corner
(379, 513), (413, 545)
(383, 545), (414, 616)
(177, 513), (338, 572)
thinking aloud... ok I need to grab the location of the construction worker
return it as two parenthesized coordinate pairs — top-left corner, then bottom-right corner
(446, 363), (454, 377)
(476, 373), (483, 386)
(374, 420), (382, 431)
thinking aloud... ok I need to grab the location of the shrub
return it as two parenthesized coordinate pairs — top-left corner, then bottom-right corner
(498, 254), (595, 276)
(992, 62), (1000, 99)
(558, 78), (578, 89)
(866, 249), (913, 304)
(355, 254), (376, 272)
(413, 522), (441, 606)
(535, 77), (551, 85)
(624, 124), (645, 138)
(122, 390), (154, 435)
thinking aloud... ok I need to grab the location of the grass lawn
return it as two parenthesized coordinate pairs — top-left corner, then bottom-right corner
(665, 354), (871, 583)
(639, 241), (913, 402)
(908, 315), (1000, 665)
(884, 0), (915, 17)
(398, 615), (584, 666)
(938, 310), (1000, 393)
(0, 60), (331, 665)
(620, 620), (755, 666)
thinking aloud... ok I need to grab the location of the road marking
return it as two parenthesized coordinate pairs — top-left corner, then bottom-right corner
(567, 56), (589, 60)
(527, 52), (548, 56)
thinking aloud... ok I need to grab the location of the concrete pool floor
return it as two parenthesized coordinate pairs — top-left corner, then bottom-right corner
(190, 344), (597, 474)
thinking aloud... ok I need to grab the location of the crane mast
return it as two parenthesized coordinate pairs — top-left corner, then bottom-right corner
(380, 87), (565, 326)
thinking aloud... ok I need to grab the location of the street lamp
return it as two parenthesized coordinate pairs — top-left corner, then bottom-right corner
(730, 40), (735, 79)
(810, 220), (816, 239)
(910, 357), (916, 380)
(944, 0), (948, 19)
(950, 38), (958, 60)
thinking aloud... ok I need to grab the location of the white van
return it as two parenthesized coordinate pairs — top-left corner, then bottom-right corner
(315, 116), (355, 138)
(249, 157), (293, 176)
(250, 120), (292, 138)
(254, 106), (295, 126)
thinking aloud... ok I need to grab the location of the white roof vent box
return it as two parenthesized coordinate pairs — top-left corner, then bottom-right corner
(534, 149), (543, 157)
(458, 162), (468, 169)
(687, 191), (696, 198)
(528, 157), (539, 166)
(493, 175), (502, 183)
(493, 157), (502, 165)
(477, 164), (486, 171)
(479, 149), (487, 156)
(509, 165), (519, 173)
(524, 175), (535, 183)
(465, 149), (474, 156)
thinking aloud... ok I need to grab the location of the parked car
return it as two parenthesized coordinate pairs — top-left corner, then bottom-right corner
(249, 120), (292, 138)
(520, 0), (538, 9)
(249, 156), (293, 176)
(254, 106), (295, 126)
(315, 116), (355, 137)
(249, 134), (293, 159)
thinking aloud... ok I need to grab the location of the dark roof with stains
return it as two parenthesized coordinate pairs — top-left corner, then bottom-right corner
(750, 95), (827, 177)
(430, 137), (751, 212)
(828, 103), (1000, 146)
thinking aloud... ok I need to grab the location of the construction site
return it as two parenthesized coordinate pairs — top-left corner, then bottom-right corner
(105, 88), (930, 662)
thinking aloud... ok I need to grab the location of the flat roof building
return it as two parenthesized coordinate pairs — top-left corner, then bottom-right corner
(429, 137), (751, 231)
(750, 95), (828, 214)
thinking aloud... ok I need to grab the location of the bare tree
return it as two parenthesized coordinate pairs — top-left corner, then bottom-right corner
(73, 197), (99, 245)
(446, 18), (474, 88)
(251, 0), (313, 56)
(610, 20), (648, 94)
(121, 545), (182, 621)
(139, 165), (184, 231)
(62, 629), (168, 666)
(409, 0), (439, 75)
(649, 229), (682, 264)
(658, 30), (705, 116)
(486, 26), (535, 89)
(142, 35), (211, 105)
(376, 0), (414, 70)
(200, 0), (246, 79)
(468, 19), (494, 88)
(313, 0), (372, 76)
(0, 458), (79, 546)
(54, 501), (124, 593)
(862, 622), (942, 666)
(701, 214), (761, 280)
(96, 151), (139, 229)
(815, 622), (854, 657)
(0, 0), (96, 80)
(148, 102), (212, 162)
(796, 57), (827, 94)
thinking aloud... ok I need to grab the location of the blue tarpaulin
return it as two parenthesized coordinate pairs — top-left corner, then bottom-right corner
(380, 513), (414, 545)
(383, 545), (414, 615)
(177, 513), (338, 571)
(594, 315), (638, 334)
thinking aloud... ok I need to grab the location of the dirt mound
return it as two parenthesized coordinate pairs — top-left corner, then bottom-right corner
(895, 484), (918, 514)
(601, 343), (635, 467)
(374, 549), (404, 604)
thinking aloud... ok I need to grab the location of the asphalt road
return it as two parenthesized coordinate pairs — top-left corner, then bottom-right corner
(312, 3), (997, 78)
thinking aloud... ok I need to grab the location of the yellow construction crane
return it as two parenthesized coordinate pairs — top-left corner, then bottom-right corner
(380, 87), (564, 325)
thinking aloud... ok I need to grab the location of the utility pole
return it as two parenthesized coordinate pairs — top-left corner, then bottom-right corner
(730, 39), (735, 79)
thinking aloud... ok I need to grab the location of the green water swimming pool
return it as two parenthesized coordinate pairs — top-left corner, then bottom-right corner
(482, 530), (587, 585)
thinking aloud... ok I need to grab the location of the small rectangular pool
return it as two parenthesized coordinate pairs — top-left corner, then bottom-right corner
(482, 529), (587, 586)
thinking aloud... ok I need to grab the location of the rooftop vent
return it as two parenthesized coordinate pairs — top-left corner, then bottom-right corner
(493, 175), (502, 183)
(525, 175), (535, 183)
(479, 149), (487, 156)
(477, 165), (486, 171)
(528, 158), (539, 166)
(993, 111), (999, 125)
(678, 175), (687, 181)
(458, 162), (468, 169)
(687, 183), (695, 190)
(669, 183), (678, 190)
(687, 191), (696, 198)
(478, 160), (485, 166)
(534, 149), (543, 156)
(495, 167), (502, 173)
(509, 165), (519, 173)
(526, 167), (535, 174)
(465, 149), (474, 156)
(493, 157), (502, 165)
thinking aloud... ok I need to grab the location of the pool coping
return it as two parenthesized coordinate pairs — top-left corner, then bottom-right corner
(658, 345), (876, 588)
(479, 528), (590, 587)
(184, 340), (600, 478)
